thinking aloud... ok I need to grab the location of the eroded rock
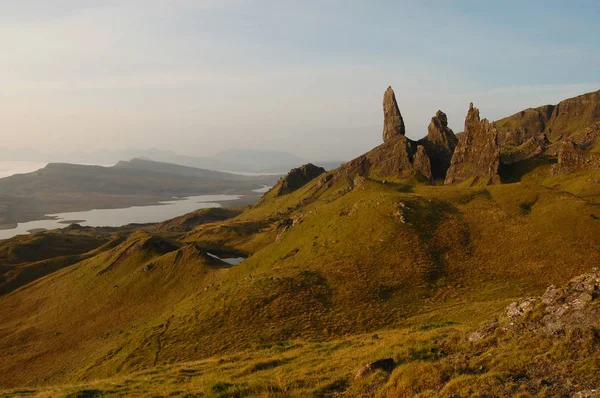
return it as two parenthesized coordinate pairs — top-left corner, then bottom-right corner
(445, 103), (501, 185)
(382, 86), (406, 142)
(412, 145), (432, 180)
(419, 110), (457, 179)
(275, 163), (326, 196)
(551, 140), (600, 175)
(470, 268), (600, 340)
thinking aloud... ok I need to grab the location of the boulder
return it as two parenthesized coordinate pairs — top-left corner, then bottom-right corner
(445, 103), (501, 185)
(382, 86), (406, 142)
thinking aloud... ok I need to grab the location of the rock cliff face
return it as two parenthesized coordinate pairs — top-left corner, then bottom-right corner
(444, 103), (501, 185)
(546, 90), (600, 140)
(275, 164), (326, 196)
(496, 105), (554, 146)
(419, 110), (458, 179)
(382, 86), (406, 142)
(495, 90), (600, 145)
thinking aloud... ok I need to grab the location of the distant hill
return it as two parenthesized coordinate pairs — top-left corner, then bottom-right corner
(0, 147), (346, 174)
(113, 158), (263, 181)
(0, 159), (279, 226)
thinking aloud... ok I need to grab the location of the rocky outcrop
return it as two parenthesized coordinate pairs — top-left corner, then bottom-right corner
(496, 105), (554, 146)
(275, 164), (326, 196)
(355, 358), (395, 379)
(412, 145), (432, 180)
(550, 139), (600, 175)
(382, 86), (405, 142)
(495, 90), (600, 145)
(444, 103), (501, 185)
(470, 268), (600, 341)
(500, 133), (550, 165)
(546, 90), (600, 140)
(419, 110), (458, 179)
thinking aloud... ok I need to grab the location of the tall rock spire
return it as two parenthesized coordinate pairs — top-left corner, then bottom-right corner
(382, 86), (406, 142)
(444, 103), (500, 185)
(419, 110), (458, 180)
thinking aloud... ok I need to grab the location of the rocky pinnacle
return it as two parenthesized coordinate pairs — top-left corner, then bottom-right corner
(382, 86), (406, 142)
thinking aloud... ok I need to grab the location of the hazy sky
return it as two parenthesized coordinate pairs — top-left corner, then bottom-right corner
(1, 1), (599, 160)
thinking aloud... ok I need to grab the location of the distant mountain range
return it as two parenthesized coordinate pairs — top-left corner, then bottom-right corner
(0, 148), (344, 173)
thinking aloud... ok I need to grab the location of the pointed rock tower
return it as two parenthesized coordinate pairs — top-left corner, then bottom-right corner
(413, 145), (432, 180)
(382, 86), (406, 142)
(419, 110), (458, 180)
(444, 103), (500, 185)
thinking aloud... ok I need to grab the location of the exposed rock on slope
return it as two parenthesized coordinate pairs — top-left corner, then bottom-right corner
(470, 268), (600, 341)
(382, 86), (406, 142)
(551, 139), (600, 175)
(445, 103), (500, 185)
(496, 105), (555, 146)
(412, 145), (432, 180)
(500, 133), (550, 165)
(546, 90), (600, 140)
(495, 90), (600, 145)
(419, 110), (458, 179)
(274, 163), (326, 196)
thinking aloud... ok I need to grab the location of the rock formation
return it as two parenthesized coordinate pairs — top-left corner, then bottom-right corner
(419, 110), (458, 179)
(412, 145), (432, 180)
(496, 105), (554, 146)
(550, 139), (600, 175)
(545, 90), (600, 140)
(444, 103), (501, 185)
(470, 268), (600, 341)
(495, 90), (600, 145)
(500, 133), (550, 165)
(275, 163), (326, 196)
(382, 86), (405, 142)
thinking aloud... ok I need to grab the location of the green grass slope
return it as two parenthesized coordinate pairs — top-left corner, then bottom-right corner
(1, 158), (599, 391)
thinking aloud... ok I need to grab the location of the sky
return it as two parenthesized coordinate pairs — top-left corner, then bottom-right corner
(1, 0), (599, 161)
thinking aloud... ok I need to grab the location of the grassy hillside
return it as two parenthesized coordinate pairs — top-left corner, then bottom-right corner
(1, 160), (599, 393)
(2, 92), (600, 396)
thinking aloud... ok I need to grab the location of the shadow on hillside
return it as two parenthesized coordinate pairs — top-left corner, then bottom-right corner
(498, 157), (557, 183)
